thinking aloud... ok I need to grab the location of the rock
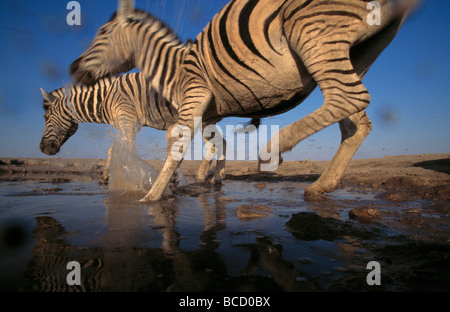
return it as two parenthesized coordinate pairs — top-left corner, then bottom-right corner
(255, 182), (266, 189)
(349, 207), (380, 221)
(295, 276), (308, 283)
(236, 205), (273, 220)
(285, 212), (347, 241)
(380, 191), (411, 202)
(9, 159), (25, 166)
(286, 212), (377, 241)
(239, 167), (250, 174)
(51, 177), (71, 184)
(298, 257), (313, 264)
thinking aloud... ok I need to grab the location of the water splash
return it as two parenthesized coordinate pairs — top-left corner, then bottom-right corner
(108, 132), (158, 192)
(107, 132), (188, 193)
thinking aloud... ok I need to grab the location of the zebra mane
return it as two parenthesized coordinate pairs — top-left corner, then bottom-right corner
(42, 88), (64, 111)
(44, 77), (116, 112)
(43, 87), (73, 112)
(109, 8), (183, 45)
(51, 77), (116, 97)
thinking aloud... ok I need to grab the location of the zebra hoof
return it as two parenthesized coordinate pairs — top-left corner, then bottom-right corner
(139, 196), (158, 202)
(304, 186), (328, 201)
(139, 192), (162, 202)
(98, 177), (109, 185)
(195, 175), (208, 183)
(211, 178), (223, 186)
(218, 170), (226, 180)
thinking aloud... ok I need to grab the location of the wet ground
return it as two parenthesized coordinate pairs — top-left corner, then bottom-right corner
(0, 155), (449, 291)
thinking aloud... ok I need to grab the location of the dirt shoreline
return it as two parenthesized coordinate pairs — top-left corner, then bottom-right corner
(1, 153), (449, 200)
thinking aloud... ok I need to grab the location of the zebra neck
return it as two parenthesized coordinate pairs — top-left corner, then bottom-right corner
(66, 84), (109, 125)
(131, 23), (189, 102)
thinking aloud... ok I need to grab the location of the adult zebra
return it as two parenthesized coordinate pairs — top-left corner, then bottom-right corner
(71, 0), (416, 201)
(40, 72), (223, 188)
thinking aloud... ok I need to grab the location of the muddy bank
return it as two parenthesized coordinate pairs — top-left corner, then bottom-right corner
(1, 153), (449, 194)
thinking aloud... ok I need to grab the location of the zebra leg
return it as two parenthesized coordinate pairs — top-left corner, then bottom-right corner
(197, 123), (226, 184)
(99, 145), (113, 185)
(139, 124), (189, 201)
(140, 92), (213, 201)
(196, 122), (215, 182)
(197, 157), (212, 182)
(305, 111), (372, 200)
(212, 134), (226, 184)
(263, 43), (370, 196)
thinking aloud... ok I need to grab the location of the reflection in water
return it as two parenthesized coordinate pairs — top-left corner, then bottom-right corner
(2, 178), (445, 291)
(26, 214), (174, 291)
(22, 184), (323, 291)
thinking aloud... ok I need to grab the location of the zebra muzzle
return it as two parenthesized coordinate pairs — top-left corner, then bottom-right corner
(40, 141), (60, 156)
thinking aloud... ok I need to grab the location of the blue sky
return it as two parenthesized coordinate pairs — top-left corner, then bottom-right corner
(0, 0), (449, 161)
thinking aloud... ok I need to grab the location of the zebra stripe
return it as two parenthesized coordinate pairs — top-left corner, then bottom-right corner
(69, 0), (415, 200)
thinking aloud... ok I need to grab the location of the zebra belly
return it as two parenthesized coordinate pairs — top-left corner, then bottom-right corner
(212, 75), (316, 118)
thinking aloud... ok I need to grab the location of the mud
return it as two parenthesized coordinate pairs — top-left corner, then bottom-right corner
(0, 154), (449, 291)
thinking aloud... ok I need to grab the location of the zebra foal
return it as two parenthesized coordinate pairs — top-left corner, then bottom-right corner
(40, 72), (223, 187)
(70, 0), (417, 201)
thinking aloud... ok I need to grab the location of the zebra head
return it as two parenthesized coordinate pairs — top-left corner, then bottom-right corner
(40, 88), (79, 156)
(70, 0), (138, 85)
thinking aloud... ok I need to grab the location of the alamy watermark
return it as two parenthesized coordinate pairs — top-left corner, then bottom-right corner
(170, 117), (280, 171)
(65, 1), (381, 27)
(66, 1), (81, 26)
(66, 261), (81, 286)
(367, 1), (382, 26)
(367, 261), (381, 285)
(65, 259), (381, 288)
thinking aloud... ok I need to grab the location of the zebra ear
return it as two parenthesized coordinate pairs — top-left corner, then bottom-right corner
(118, 0), (134, 16)
(40, 88), (55, 107)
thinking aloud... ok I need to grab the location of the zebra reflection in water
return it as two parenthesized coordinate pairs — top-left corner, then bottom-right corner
(25, 189), (319, 291)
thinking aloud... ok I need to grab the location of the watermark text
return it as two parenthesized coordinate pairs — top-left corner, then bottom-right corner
(367, 1), (381, 26)
(366, 261), (381, 285)
(66, 260), (81, 286)
(170, 117), (280, 171)
(66, 1), (81, 26)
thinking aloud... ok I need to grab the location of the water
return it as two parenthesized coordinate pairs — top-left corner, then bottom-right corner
(108, 133), (188, 194)
(0, 177), (447, 291)
(108, 133), (159, 191)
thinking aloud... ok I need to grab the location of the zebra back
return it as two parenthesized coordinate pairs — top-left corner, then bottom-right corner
(45, 77), (116, 124)
(102, 73), (179, 130)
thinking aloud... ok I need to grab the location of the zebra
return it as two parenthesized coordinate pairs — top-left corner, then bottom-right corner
(39, 72), (223, 188)
(26, 215), (175, 291)
(70, 0), (416, 201)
